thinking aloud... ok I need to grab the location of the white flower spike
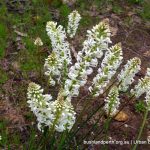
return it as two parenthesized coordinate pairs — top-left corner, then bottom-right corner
(27, 82), (53, 131)
(131, 68), (150, 98)
(145, 92), (150, 111)
(67, 10), (81, 38)
(64, 21), (111, 98)
(117, 57), (141, 92)
(104, 86), (120, 116)
(45, 21), (72, 85)
(89, 43), (123, 97)
(27, 83), (76, 132)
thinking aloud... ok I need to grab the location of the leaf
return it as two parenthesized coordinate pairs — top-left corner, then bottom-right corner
(114, 111), (129, 122)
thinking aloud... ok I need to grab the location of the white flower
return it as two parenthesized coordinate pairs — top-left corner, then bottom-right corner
(55, 100), (76, 132)
(27, 82), (54, 131)
(64, 21), (111, 98)
(90, 58), (98, 67)
(45, 21), (72, 85)
(34, 37), (43, 46)
(49, 79), (56, 86)
(118, 57), (141, 92)
(146, 68), (150, 77)
(44, 52), (61, 86)
(145, 91), (150, 110)
(27, 83), (76, 132)
(43, 94), (52, 102)
(52, 90), (76, 132)
(131, 68), (150, 98)
(46, 21), (71, 64)
(86, 67), (93, 75)
(104, 86), (120, 116)
(67, 10), (81, 38)
(0, 135), (2, 141)
(89, 43), (123, 97)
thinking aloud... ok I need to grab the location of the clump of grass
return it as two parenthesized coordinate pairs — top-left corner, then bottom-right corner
(76, 0), (88, 10)
(0, 23), (7, 58)
(59, 4), (71, 27)
(135, 101), (146, 113)
(21, 59), (39, 72)
(0, 68), (8, 84)
(93, 0), (113, 7)
(123, 16), (133, 27)
(19, 51), (42, 73)
(51, 0), (62, 7)
(24, 38), (36, 54)
(80, 15), (92, 27)
(112, 4), (123, 14)
(0, 121), (9, 148)
(128, 0), (143, 4)
(140, 0), (150, 21)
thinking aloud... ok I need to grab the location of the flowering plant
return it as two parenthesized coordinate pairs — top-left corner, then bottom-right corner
(27, 10), (150, 149)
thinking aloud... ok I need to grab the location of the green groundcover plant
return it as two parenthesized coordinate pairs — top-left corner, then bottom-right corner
(25, 10), (150, 149)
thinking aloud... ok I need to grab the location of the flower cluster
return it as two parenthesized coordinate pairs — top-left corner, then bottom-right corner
(27, 82), (53, 131)
(89, 43), (123, 97)
(146, 68), (150, 77)
(28, 10), (150, 135)
(44, 52), (60, 86)
(143, 68), (150, 110)
(50, 90), (76, 132)
(46, 21), (71, 63)
(27, 83), (76, 132)
(117, 57), (141, 92)
(54, 98), (76, 132)
(145, 91), (150, 110)
(67, 10), (81, 38)
(45, 21), (72, 85)
(104, 86), (120, 116)
(131, 68), (150, 98)
(63, 21), (111, 98)
(82, 21), (111, 56)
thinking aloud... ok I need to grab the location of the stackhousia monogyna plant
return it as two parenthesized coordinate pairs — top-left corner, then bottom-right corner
(27, 10), (150, 149)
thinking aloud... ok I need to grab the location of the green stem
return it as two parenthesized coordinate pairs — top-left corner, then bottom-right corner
(57, 130), (68, 150)
(72, 102), (104, 137)
(132, 109), (149, 150)
(71, 80), (116, 133)
(71, 79), (118, 135)
(69, 95), (93, 133)
(64, 80), (118, 147)
(36, 127), (49, 149)
(77, 111), (104, 145)
(36, 46), (42, 78)
(102, 117), (111, 150)
(93, 95), (135, 141)
(39, 105), (63, 149)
